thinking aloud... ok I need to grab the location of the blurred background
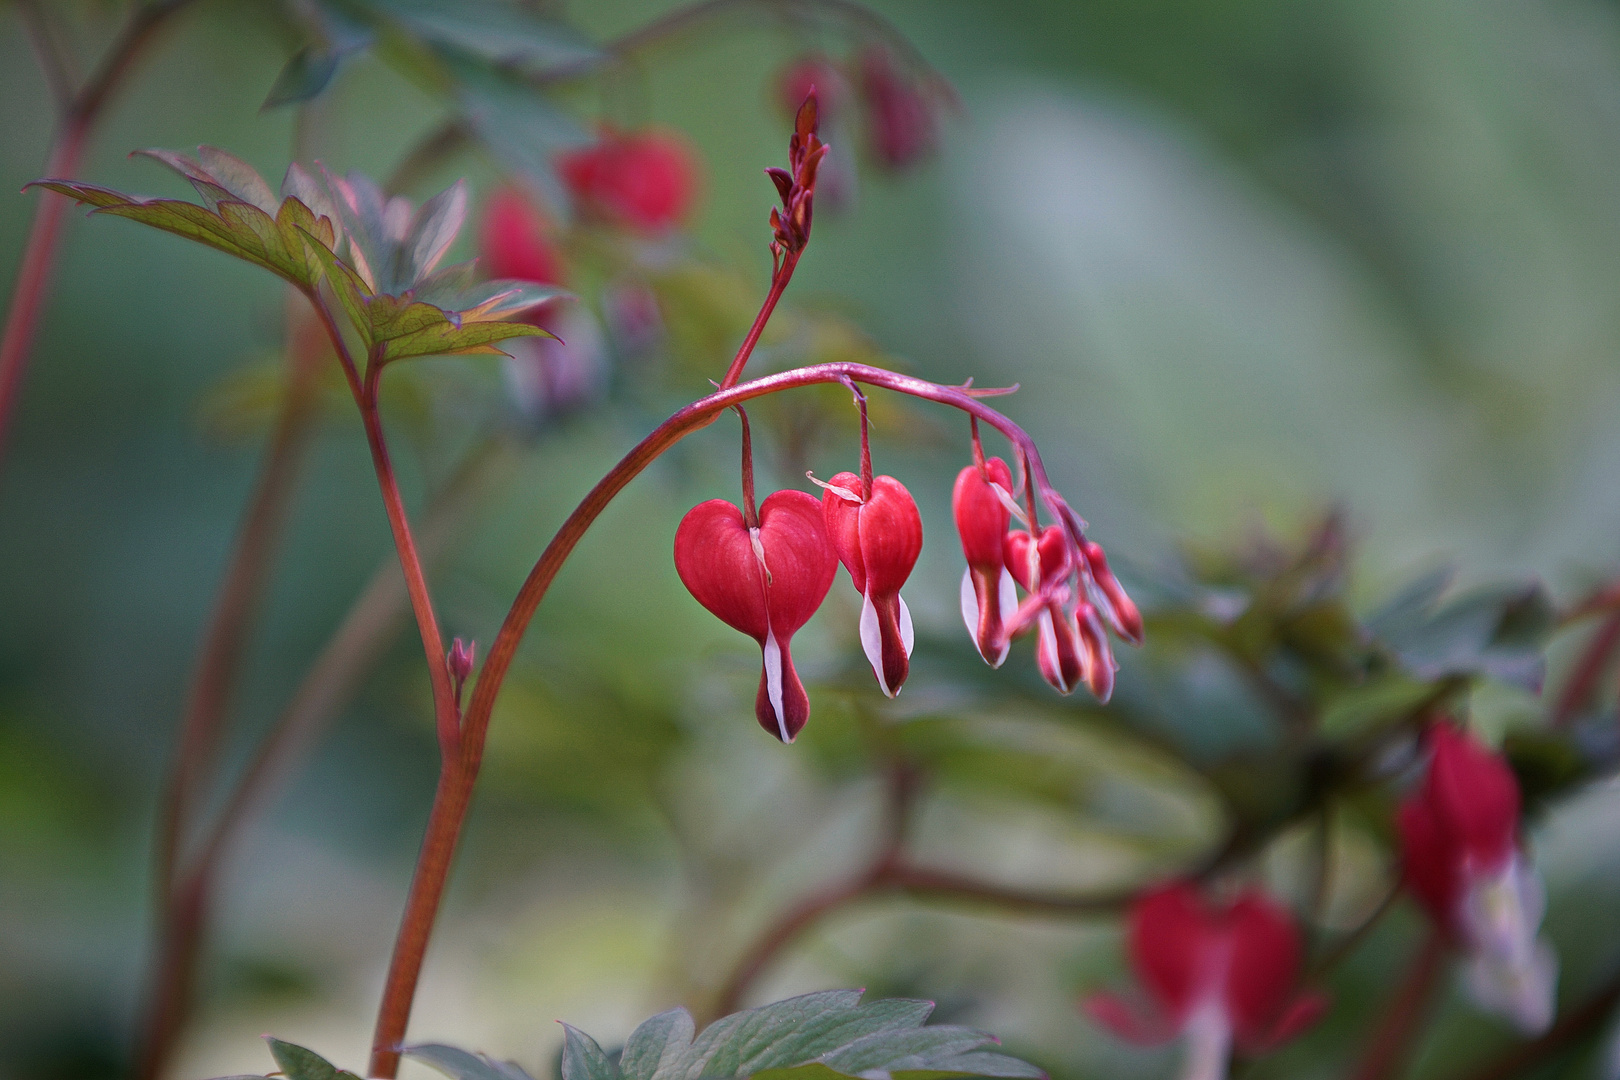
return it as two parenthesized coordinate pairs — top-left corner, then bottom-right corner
(6, 1), (1620, 1078)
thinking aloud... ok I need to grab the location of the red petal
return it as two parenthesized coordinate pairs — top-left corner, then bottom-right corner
(858, 476), (922, 597)
(1427, 724), (1519, 869)
(1035, 605), (1084, 695)
(1240, 992), (1329, 1054)
(1076, 601), (1115, 703)
(1223, 890), (1306, 1044)
(559, 129), (701, 235)
(1081, 539), (1143, 645)
(952, 459), (1012, 572)
(674, 499), (768, 641)
(755, 489), (838, 634)
(820, 471), (867, 592)
(755, 632), (812, 742)
(479, 186), (566, 286)
(1398, 792), (1462, 929)
(1005, 525), (1071, 592)
(1083, 993), (1177, 1046)
(1129, 882), (1217, 1023)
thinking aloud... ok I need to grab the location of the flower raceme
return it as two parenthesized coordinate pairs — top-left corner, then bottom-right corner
(674, 491), (836, 743)
(559, 127), (700, 236)
(1086, 882), (1327, 1080)
(1398, 723), (1558, 1033)
(819, 473), (923, 697)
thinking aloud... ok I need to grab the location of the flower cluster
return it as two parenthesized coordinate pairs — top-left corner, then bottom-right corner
(766, 94), (829, 264)
(1086, 882), (1327, 1080)
(1399, 723), (1558, 1033)
(674, 416), (1138, 740)
(952, 454), (1141, 700)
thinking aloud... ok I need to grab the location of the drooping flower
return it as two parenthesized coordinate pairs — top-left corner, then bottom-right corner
(857, 46), (940, 171)
(1081, 538), (1144, 646)
(1086, 882), (1327, 1080)
(819, 472), (923, 696)
(953, 457), (1018, 668)
(1398, 723), (1558, 1034)
(559, 127), (700, 235)
(478, 185), (567, 286)
(674, 490), (837, 742)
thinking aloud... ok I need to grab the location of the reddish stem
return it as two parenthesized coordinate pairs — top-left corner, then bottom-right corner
(737, 406), (759, 528)
(1348, 928), (1449, 1080)
(718, 252), (799, 390)
(1551, 610), (1620, 729)
(0, 0), (194, 475)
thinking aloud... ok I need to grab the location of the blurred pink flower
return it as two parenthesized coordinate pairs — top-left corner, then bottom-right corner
(559, 128), (701, 235)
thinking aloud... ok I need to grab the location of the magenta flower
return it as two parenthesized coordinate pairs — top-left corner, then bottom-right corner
(559, 127), (701, 235)
(820, 472), (923, 697)
(1399, 723), (1557, 1033)
(674, 490), (837, 742)
(1086, 882), (1327, 1080)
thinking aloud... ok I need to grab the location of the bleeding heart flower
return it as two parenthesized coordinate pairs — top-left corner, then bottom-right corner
(857, 45), (939, 172)
(1081, 538), (1144, 645)
(819, 472), (922, 696)
(1006, 525), (1089, 696)
(674, 490), (836, 742)
(953, 457), (1018, 668)
(559, 127), (700, 235)
(1085, 882), (1327, 1080)
(479, 185), (566, 286)
(1398, 723), (1557, 1033)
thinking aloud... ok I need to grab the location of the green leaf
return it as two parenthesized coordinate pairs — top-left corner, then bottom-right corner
(265, 1038), (361, 1080)
(265, 47), (346, 108)
(30, 180), (332, 289)
(407, 1043), (537, 1080)
(559, 1026), (621, 1080)
(1372, 579), (1554, 693)
(609, 990), (1043, 1080)
(448, 57), (589, 216)
(365, 0), (602, 75)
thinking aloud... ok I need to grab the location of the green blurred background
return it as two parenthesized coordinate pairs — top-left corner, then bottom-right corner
(6, 1), (1620, 1079)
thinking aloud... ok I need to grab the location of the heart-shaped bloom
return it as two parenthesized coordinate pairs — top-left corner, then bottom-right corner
(1086, 882), (1327, 1080)
(820, 473), (922, 696)
(857, 45), (940, 171)
(674, 490), (836, 742)
(559, 128), (700, 235)
(479, 185), (566, 286)
(953, 458), (1019, 667)
(1398, 724), (1557, 1033)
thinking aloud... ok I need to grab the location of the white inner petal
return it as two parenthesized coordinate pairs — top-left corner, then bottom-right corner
(959, 567), (982, 653)
(1459, 853), (1557, 1034)
(763, 629), (790, 742)
(1178, 1001), (1234, 1080)
(898, 594), (915, 656)
(1037, 608), (1069, 692)
(859, 590), (893, 697)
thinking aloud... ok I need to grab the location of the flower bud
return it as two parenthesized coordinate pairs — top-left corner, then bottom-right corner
(1006, 526), (1087, 695)
(559, 128), (700, 235)
(674, 490), (836, 741)
(820, 473), (922, 696)
(1081, 538), (1143, 645)
(953, 458), (1017, 666)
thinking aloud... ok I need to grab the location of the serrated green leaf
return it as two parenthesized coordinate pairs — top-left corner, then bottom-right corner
(559, 1026), (621, 1080)
(198, 147), (280, 213)
(265, 1038), (360, 1080)
(381, 318), (548, 362)
(406, 1043), (537, 1080)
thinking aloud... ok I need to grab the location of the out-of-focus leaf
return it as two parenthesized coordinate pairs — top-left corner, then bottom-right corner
(1319, 673), (1434, 738)
(1372, 580), (1554, 693)
(448, 56), (589, 215)
(558, 1027), (619, 1080)
(1367, 566), (1457, 641)
(1503, 730), (1590, 814)
(407, 1043), (536, 1080)
(571, 990), (1043, 1080)
(265, 1038), (360, 1080)
(365, 0), (602, 74)
(265, 47), (345, 108)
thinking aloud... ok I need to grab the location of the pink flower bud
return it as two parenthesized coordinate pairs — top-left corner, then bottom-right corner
(953, 458), (1017, 667)
(674, 490), (837, 742)
(447, 638), (474, 683)
(1398, 724), (1557, 1033)
(478, 186), (566, 286)
(820, 473), (922, 697)
(1081, 539), (1144, 645)
(1006, 526), (1087, 695)
(559, 128), (700, 235)
(1085, 882), (1327, 1079)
